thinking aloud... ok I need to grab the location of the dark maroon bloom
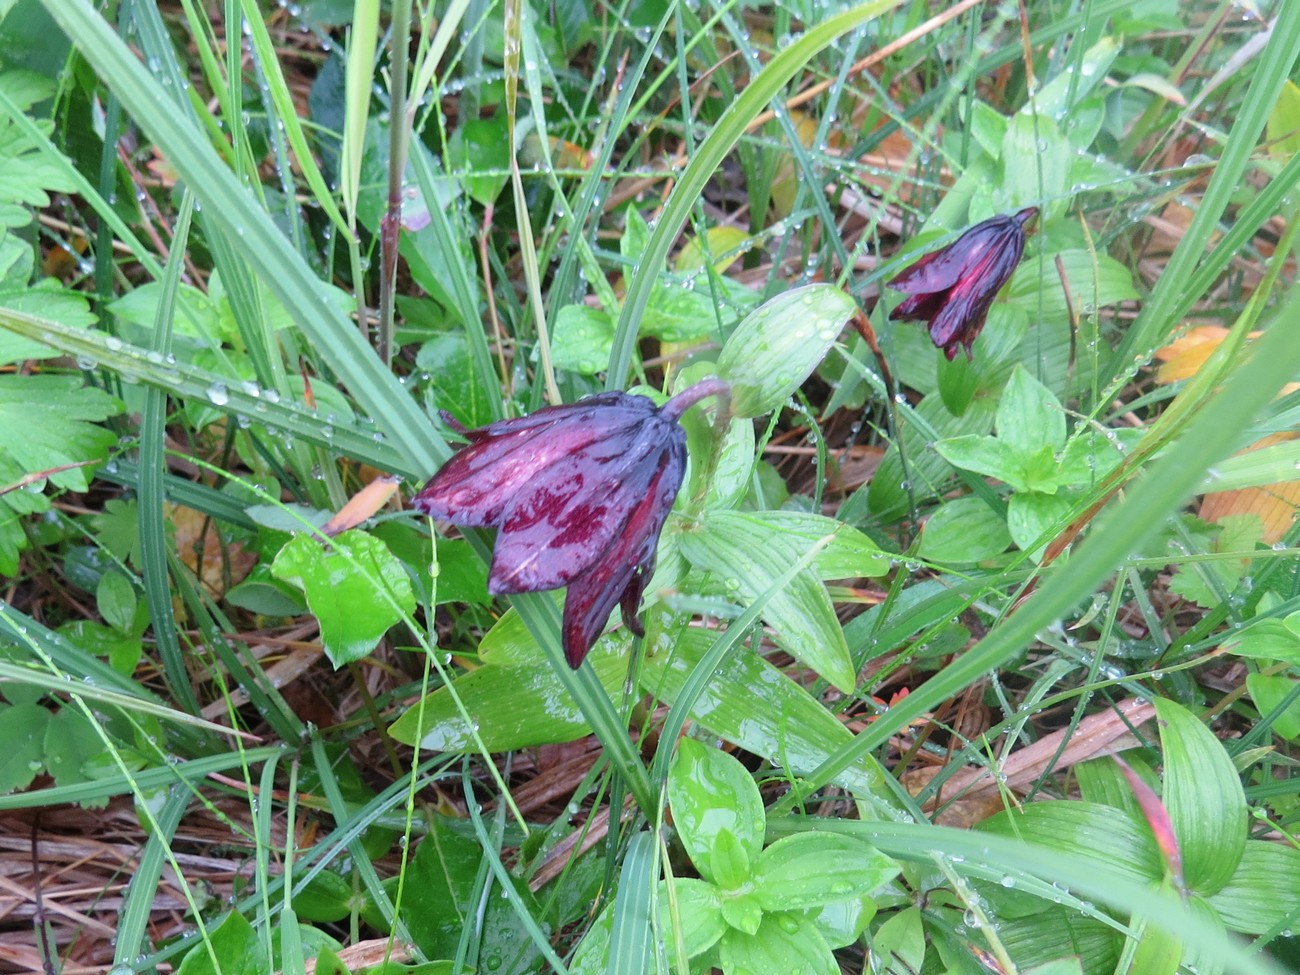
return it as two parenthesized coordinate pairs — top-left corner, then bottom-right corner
(412, 380), (728, 668)
(887, 207), (1038, 361)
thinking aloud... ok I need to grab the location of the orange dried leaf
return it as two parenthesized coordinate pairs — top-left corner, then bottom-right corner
(323, 475), (400, 536)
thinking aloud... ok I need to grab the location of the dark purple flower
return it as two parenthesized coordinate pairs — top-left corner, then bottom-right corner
(887, 207), (1038, 361)
(412, 380), (728, 668)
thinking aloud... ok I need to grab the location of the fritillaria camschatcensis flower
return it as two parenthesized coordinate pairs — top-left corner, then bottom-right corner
(886, 206), (1038, 361)
(412, 379), (730, 668)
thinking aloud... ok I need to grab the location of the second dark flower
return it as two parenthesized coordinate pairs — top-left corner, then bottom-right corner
(887, 206), (1038, 361)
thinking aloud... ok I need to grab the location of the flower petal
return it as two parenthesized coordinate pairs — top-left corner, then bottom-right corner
(411, 394), (655, 526)
(560, 443), (685, 666)
(488, 421), (681, 592)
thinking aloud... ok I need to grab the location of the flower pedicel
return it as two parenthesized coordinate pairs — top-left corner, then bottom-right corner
(412, 379), (729, 668)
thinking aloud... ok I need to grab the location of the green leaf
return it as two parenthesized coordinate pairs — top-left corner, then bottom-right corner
(0, 703), (49, 793)
(979, 801), (1163, 887)
(1208, 840), (1300, 933)
(678, 510), (855, 692)
(447, 114), (511, 205)
(998, 365), (1066, 455)
(640, 620), (898, 808)
(871, 906), (926, 974)
(997, 112), (1071, 221)
(175, 910), (269, 975)
(1030, 37), (1120, 122)
(1154, 698), (1247, 895)
(668, 738), (764, 883)
(658, 878), (725, 960)
(718, 913), (837, 975)
(716, 285), (856, 418)
(1007, 490), (1074, 555)
(270, 530), (415, 667)
(548, 304), (614, 376)
(710, 828), (752, 890)
(1244, 673), (1300, 740)
(386, 639), (628, 752)
(751, 833), (898, 912)
(703, 510), (889, 580)
(1005, 249), (1140, 321)
(95, 570), (137, 634)
(415, 331), (495, 430)
(42, 707), (101, 792)
(917, 496), (1011, 563)
(934, 434), (1029, 491)
(719, 892), (763, 937)
(0, 374), (120, 575)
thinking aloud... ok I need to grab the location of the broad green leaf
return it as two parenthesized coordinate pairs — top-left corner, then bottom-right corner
(0, 374), (119, 575)
(871, 906), (926, 974)
(447, 115), (511, 205)
(415, 331), (495, 429)
(175, 911), (268, 975)
(718, 913), (837, 975)
(668, 738), (764, 882)
(548, 304), (614, 376)
(271, 530), (415, 667)
(678, 509), (855, 691)
(703, 510), (889, 580)
(995, 907), (1120, 975)
(290, 869), (354, 924)
(935, 434), (1029, 491)
(1029, 37), (1120, 121)
(716, 285), (855, 419)
(752, 833), (898, 912)
(0, 285), (95, 363)
(95, 570), (137, 634)
(386, 640), (627, 752)
(640, 623), (898, 811)
(998, 365), (1065, 455)
(1154, 698), (1247, 895)
(658, 878), (725, 959)
(1208, 840), (1300, 933)
(808, 894), (875, 949)
(0, 703), (50, 793)
(917, 496), (1011, 563)
(1266, 79), (1300, 161)
(719, 891), (763, 936)
(979, 801), (1162, 887)
(997, 113), (1071, 220)
(1244, 673), (1300, 740)
(1005, 249), (1139, 321)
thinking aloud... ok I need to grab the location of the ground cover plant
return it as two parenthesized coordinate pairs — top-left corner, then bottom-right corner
(3, 0), (1300, 972)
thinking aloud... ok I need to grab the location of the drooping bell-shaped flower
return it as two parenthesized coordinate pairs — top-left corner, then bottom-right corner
(412, 379), (728, 668)
(887, 207), (1038, 360)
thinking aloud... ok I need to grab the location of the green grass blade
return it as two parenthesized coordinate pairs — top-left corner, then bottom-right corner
(604, 0), (903, 389)
(138, 192), (198, 712)
(40, 0), (447, 472)
(112, 787), (189, 968)
(606, 830), (656, 975)
(1112, 1), (1300, 366)
(779, 280), (1300, 811)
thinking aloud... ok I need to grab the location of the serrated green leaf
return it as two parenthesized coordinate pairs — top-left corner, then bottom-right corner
(716, 285), (855, 418)
(752, 833), (898, 912)
(1154, 698), (1247, 896)
(0, 374), (119, 575)
(0, 703), (49, 793)
(668, 739), (764, 883)
(270, 530), (415, 667)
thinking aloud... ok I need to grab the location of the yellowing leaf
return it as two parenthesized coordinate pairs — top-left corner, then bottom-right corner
(1267, 79), (1300, 160)
(675, 226), (752, 273)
